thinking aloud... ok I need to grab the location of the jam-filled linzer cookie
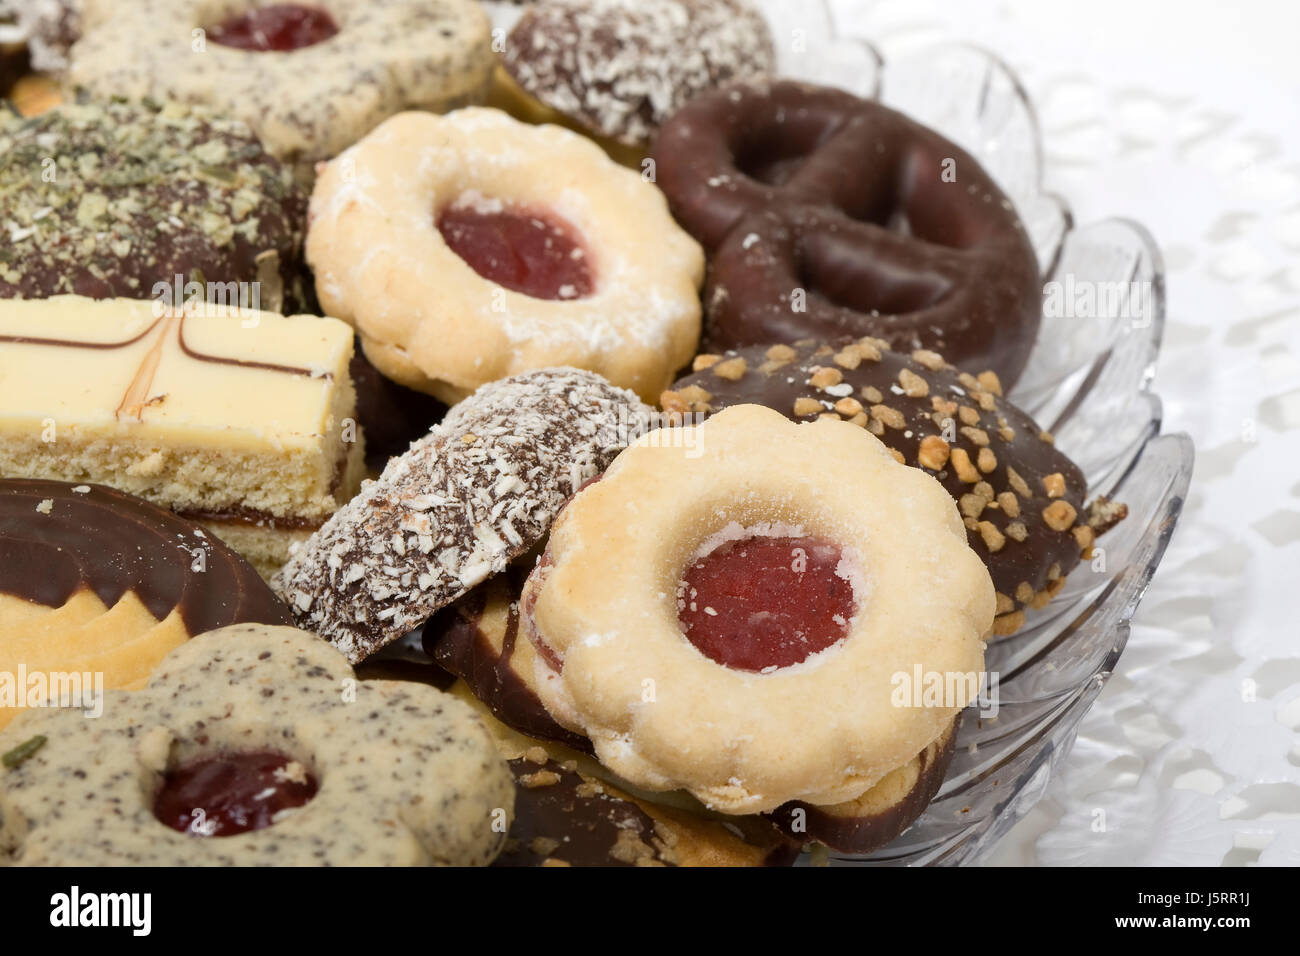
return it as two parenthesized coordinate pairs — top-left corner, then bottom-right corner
(0, 479), (292, 732)
(652, 80), (1043, 388)
(306, 108), (703, 404)
(497, 0), (775, 155)
(0, 99), (309, 310)
(65, 0), (494, 166)
(0, 624), (514, 865)
(0, 296), (366, 577)
(274, 368), (656, 663)
(522, 404), (994, 814)
(664, 340), (1128, 635)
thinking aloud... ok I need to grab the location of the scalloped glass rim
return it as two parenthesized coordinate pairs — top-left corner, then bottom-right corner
(490, 0), (1194, 866)
(766, 10), (1194, 865)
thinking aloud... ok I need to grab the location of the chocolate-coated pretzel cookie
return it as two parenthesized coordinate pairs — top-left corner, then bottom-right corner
(652, 80), (1042, 386)
(663, 340), (1127, 635)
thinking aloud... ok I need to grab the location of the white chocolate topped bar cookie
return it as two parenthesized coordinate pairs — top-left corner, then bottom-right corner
(0, 295), (365, 575)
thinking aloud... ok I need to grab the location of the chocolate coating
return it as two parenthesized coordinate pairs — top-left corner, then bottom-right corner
(0, 99), (308, 311)
(423, 567), (592, 753)
(349, 346), (447, 470)
(0, 478), (292, 634)
(665, 340), (1098, 633)
(652, 80), (1041, 386)
(495, 755), (796, 867)
(767, 716), (959, 854)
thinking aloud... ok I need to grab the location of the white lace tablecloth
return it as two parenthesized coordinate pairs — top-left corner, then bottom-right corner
(829, 0), (1300, 866)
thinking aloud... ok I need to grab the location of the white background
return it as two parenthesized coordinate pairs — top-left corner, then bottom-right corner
(830, 0), (1300, 866)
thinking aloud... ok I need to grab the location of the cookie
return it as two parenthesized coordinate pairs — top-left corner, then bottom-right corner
(0, 624), (513, 864)
(0, 295), (366, 578)
(522, 403), (993, 813)
(664, 339), (1126, 634)
(499, 0), (775, 151)
(274, 368), (656, 662)
(0, 478), (291, 731)
(0, 99), (309, 310)
(66, 0), (495, 166)
(306, 108), (703, 404)
(653, 80), (1043, 387)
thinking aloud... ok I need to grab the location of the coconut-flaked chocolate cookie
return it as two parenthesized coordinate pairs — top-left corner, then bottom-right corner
(0, 99), (308, 310)
(501, 0), (775, 150)
(274, 368), (656, 663)
(663, 340), (1126, 635)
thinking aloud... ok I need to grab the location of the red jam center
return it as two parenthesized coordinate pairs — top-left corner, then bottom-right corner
(437, 202), (594, 301)
(207, 4), (339, 52)
(677, 535), (856, 672)
(154, 751), (318, 837)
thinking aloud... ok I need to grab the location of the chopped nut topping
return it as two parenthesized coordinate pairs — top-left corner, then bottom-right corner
(1006, 467), (1032, 498)
(917, 435), (951, 470)
(994, 592), (1015, 614)
(977, 447), (997, 473)
(520, 770), (562, 789)
(847, 412), (868, 428)
(575, 781), (604, 798)
(660, 389), (688, 415)
(818, 412), (840, 422)
(678, 384), (712, 406)
(1042, 472), (1066, 498)
(997, 491), (1020, 517)
(833, 348), (862, 370)
(931, 396), (958, 417)
(960, 493), (987, 518)
(898, 368), (929, 397)
(977, 370), (1002, 396)
(1072, 525), (1095, 552)
(957, 372), (980, 390)
(809, 366), (843, 390)
(868, 404), (906, 429)
(1005, 520), (1028, 542)
(524, 746), (548, 765)
(958, 406), (981, 426)
(765, 343), (797, 362)
(998, 424), (1016, 442)
(1039, 430), (1055, 444)
(792, 396), (822, 417)
(692, 353), (722, 371)
(854, 338), (883, 362)
(992, 611), (1025, 636)
(973, 481), (995, 500)
(976, 390), (997, 411)
(712, 356), (747, 381)
(1048, 562), (1062, 581)
(1015, 581), (1035, 603)
(889, 448), (905, 464)
(1030, 588), (1053, 610)
(950, 447), (980, 483)
(977, 521), (1005, 552)
(861, 385), (884, 404)
(912, 349), (946, 370)
(541, 858), (572, 867)
(867, 417), (885, 436)
(1043, 500), (1078, 531)
(960, 426), (990, 446)
(834, 397), (864, 417)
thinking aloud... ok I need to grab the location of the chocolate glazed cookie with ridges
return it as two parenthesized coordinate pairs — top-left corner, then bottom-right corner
(664, 340), (1127, 636)
(0, 479), (291, 731)
(652, 80), (1042, 387)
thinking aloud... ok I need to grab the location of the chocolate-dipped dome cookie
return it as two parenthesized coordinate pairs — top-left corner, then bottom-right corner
(663, 340), (1126, 635)
(0, 99), (308, 310)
